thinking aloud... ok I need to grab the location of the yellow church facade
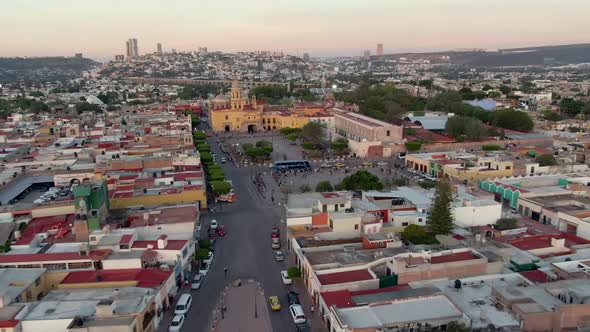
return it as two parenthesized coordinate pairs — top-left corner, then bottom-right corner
(208, 80), (311, 133)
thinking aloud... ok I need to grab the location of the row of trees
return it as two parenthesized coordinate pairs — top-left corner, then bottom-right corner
(193, 130), (232, 196)
(249, 86), (319, 104)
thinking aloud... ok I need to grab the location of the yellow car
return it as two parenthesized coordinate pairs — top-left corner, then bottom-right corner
(362, 161), (373, 167)
(335, 163), (346, 168)
(269, 296), (281, 311)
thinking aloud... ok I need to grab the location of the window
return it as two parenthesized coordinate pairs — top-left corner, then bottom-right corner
(15, 295), (21, 303)
(90, 236), (97, 242)
(386, 130), (390, 136)
(354, 224), (359, 230)
(90, 209), (98, 217)
(120, 244), (129, 250)
(225, 115), (229, 120)
(402, 222), (409, 226)
(35, 277), (41, 286)
(339, 204), (344, 207)
(506, 166), (511, 170)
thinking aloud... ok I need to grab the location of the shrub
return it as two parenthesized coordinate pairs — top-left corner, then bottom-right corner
(405, 141), (422, 151)
(195, 248), (210, 260)
(287, 267), (301, 278)
(315, 181), (333, 192)
(482, 144), (501, 151)
(198, 240), (210, 249)
(302, 142), (316, 150)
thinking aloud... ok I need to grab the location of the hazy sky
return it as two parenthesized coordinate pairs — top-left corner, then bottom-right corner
(1, 0), (589, 59)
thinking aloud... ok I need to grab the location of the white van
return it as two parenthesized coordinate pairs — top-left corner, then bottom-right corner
(289, 304), (306, 324)
(174, 294), (192, 315)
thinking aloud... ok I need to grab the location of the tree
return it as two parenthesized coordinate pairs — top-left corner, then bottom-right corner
(331, 138), (349, 153)
(418, 79), (434, 89)
(543, 110), (562, 121)
(499, 85), (512, 95)
(560, 98), (586, 117)
(405, 141), (422, 151)
(341, 170), (384, 191)
(300, 122), (324, 145)
(195, 248), (210, 261)
(419, 181), (437, 190)
(315, 181), (333, 192)
(536, 154), (557, 166)
(76, 102), (101, 113)
(493, 109), (534, 132)
(210, 180), (232, 196)
(428, 180), (454, 235)
(446, 116), (487, 141)
(300, 184), (312, 193)
(198, 240), (211, 249)
(402, 225), (437, 245)
(287, 266), (301, 278)
(200, 152), (213, 163)
(447, 321), (472, 332)
(495, 218), (518, 231)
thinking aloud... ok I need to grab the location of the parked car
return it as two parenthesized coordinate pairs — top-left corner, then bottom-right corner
(169, 314), (185, 332)
(271, 227), (280, 238)
(287, 291), (300, 305)
(289, 304), (306, 324)
(271, 237), (280, 249)
(274, 250), (285, 261)
(199, 262), (210, 276)
(191, 274), (203, 290)
(208, 229), (217, 241)
(362, 161), (373, 167)
(376, 162), (388, 166)
(269, 296), (281, 311)
(280, 270), (292, 285)
(334, 163), (346, 168)
(203, 251), (214, 265)
(210, 219), (218, 230)
(220, 157), (227, 163)
(296, 322), (311, 332)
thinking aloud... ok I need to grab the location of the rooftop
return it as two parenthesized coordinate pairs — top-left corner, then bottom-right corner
(333, 295), (462, 329)
(61, 268), (172, 288)
(316, 269), (374, 285)
(132, 239), (187, 251)
(0, 268), (45, 302)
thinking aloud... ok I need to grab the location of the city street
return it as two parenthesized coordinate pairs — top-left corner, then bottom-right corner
(160, 133), (306, 332)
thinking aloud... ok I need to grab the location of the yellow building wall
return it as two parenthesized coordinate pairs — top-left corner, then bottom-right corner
(43, 271), (69, 293)
(110, 189), (207, 209)
(443, 166), (513, 182)
(210, 109), (263, 132)
(31, 204), (75, 218)
(261, 114), (309, 130)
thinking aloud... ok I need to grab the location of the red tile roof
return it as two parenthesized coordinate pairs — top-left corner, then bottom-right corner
(431, 251), (479, 264)
(15, 214), (76, 245)
(0, 249), (111, 264)
(509, 234), (590, 251)
(0, 320), (19, 328)
(321, 284), (409, 308)
(132, 240), (187, 251)
(520, 270), (551, 284)
(317, 269), (374, 285)
(119, 234), (133, 245)
(61, 268), (172, 288)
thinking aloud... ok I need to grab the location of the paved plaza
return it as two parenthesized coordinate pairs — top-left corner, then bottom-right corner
(212, 280), (272, 332)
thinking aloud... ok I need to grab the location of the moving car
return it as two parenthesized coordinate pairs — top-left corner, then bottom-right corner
(280, 270), (292, 285)
(220, 157), (227, 163)
(376, 162), (388, 166)
(191, 274), (203, 290)
(362, 161), (373, 167)
(269, 296), (281, 311)
(287, 291), (300, 305)
(274, 250), (285, 261)
(169, 314), (185, 331)
(289, 304), (306, 324)
(334, 162), (346, 168)
(199, 262), (210, 276)
(216, 225), (226, 237)
(210, 219), (218, 230)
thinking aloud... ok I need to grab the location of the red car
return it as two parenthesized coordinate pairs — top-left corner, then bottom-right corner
(216, 226), (226, 237)
(271, 227), (280, 238)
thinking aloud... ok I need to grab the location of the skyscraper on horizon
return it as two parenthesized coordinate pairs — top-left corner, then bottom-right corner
(126, 38), (139, 58)
(363, 49), (371, 60)
(156, 43), (162, 55)
(377, 43), (384, 56)
(303, 53), (310, 61)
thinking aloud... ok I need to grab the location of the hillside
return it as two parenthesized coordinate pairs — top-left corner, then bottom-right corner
(0, 57), (98, 83)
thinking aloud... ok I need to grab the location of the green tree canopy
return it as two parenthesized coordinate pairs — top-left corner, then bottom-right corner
(331, 138), (349, 153)
(536, 154), (557, 166)
(315, 181), (333, 192)
(495, 218), (519, 231)
(210, 180), (232, 196)
(341, 170), (384, 191)
(243, 140), (273, 160)
(195, 248), (210, 260)
(543, 110), (562, 122)
(402, 225), (437, 245)
(405, 141), (422, 151)
(493, 109), (534, 132)
(300, 122), (325, 145)
(428, 180), (454, 235)
(446, 116), (488, 141)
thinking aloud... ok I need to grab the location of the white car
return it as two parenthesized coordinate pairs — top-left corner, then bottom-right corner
(281, 270), (292, 285)
(169, 314), (185, 331)
(33, 199), (46, 205)
(191, 274), (203, 290)
(199, 262), (210, 276)
(210, 219), (218, 230)
(220, 157), (227, 163)
(289, 304), (306, 324)
(204, 251), (214, 265)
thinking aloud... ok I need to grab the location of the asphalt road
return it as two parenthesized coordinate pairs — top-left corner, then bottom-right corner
(174, 136), (297, 332)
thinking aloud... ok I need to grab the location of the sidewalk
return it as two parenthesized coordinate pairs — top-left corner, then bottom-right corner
(211, 279), (273, 332)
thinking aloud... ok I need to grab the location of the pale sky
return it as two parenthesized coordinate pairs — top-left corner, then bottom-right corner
(1, 0), (589, 60)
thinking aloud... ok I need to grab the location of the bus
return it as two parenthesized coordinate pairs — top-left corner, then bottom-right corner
(273, 160), (312, 172)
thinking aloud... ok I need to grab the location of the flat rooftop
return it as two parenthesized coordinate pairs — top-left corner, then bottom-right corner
(334, 295), (462, 329)
(0, 268), (45, 302)
(304, 246), (407, 267)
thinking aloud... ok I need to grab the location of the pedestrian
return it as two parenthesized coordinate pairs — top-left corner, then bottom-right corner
(224, 266), (228, 277)
(311, 305), (315, 313)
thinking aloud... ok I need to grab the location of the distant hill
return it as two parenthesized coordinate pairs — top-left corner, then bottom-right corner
(377, 43), (590, 67)
(0, 57), (98, 83)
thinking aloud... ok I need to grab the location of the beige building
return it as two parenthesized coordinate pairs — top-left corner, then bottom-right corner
(332, 109), (403, 158)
